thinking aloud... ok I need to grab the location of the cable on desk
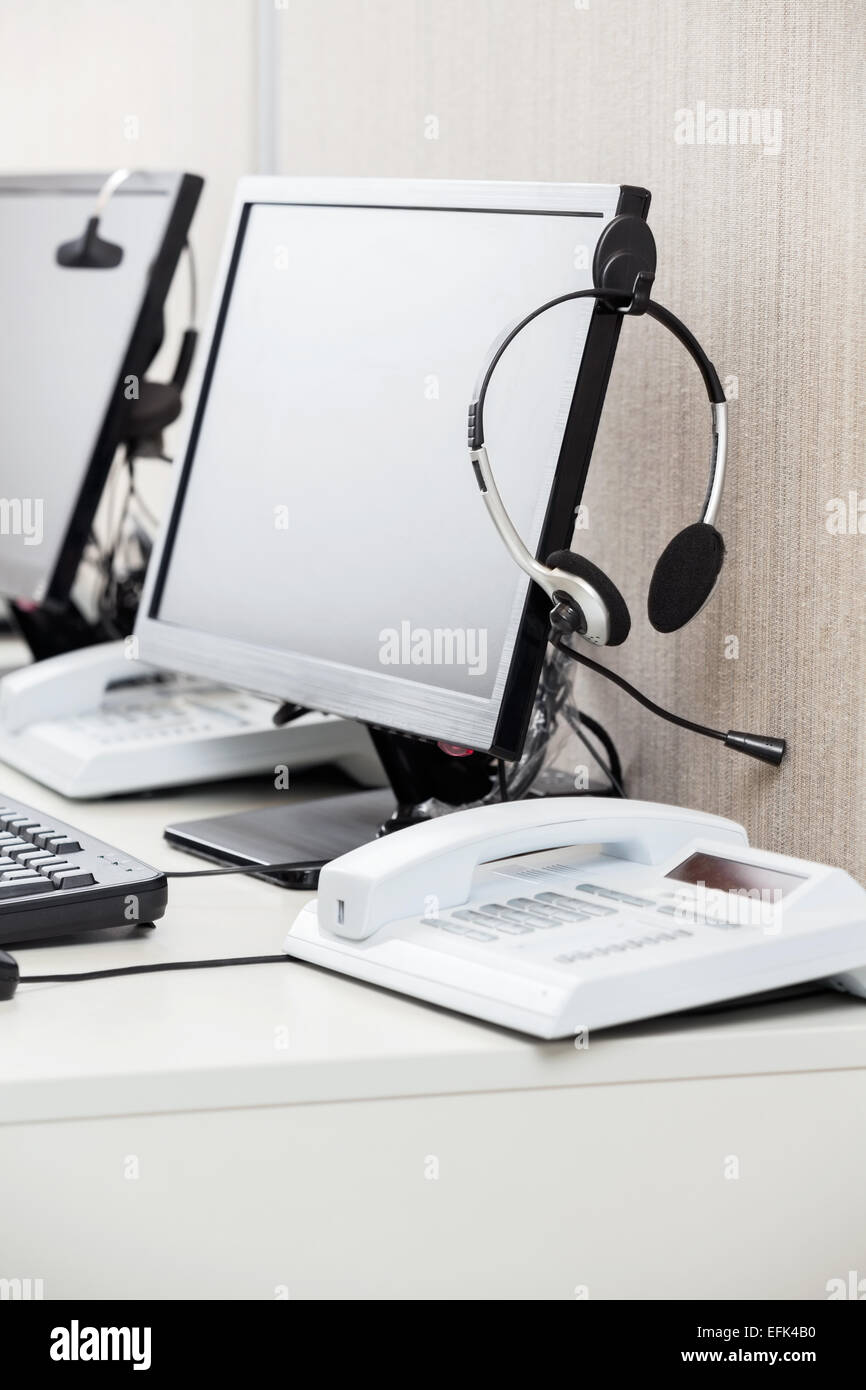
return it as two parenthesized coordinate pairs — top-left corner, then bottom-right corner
(20, 954), (292, 985)
(163, 859), (324, 879)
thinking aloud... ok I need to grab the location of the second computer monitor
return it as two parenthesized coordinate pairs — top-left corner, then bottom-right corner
(138, 178), (646, 759)
(0, 171), (201, 608)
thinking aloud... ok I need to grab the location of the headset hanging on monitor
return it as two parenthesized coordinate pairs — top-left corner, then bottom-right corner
(56, 168), (199, 451)
(468, 214), (785, 766)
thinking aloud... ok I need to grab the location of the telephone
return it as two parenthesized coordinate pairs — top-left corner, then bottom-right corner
(284, 798), (866, 1038)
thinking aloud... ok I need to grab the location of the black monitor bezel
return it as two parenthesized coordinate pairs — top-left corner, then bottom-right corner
(146, 183), (650, 762)
(0, 171), (203, 606)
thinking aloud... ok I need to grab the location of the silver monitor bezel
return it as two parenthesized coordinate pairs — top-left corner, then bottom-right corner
(136, 177), (638, 757)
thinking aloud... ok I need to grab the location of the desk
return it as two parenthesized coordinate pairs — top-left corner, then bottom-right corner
(0, 744), (865, 1299)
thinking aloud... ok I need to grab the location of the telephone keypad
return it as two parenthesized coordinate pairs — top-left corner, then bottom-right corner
(419, 872), (706, 972)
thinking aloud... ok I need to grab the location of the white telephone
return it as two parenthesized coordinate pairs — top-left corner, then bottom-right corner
(285, 798), (866, 1038)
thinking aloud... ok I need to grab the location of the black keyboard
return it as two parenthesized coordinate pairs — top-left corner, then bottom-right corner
(0, 795), (167, 945)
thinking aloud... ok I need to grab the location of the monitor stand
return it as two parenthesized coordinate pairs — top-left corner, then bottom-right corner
(10, 598), (116, 662)
(162, 727), (502, 888)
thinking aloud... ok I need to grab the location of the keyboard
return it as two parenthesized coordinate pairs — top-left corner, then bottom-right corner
(0, 794), (167, 944)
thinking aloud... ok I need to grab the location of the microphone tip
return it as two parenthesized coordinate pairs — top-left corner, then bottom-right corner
(724, 731), (786, 766)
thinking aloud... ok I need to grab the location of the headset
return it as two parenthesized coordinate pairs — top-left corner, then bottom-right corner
(56, 167), (199, 455)
(468, 214), (785, 766)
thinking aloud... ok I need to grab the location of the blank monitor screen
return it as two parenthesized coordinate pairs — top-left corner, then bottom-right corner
(0, 173), (196, 603)
(140, 179), (637, 755)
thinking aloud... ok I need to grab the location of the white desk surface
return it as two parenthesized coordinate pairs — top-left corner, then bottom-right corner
(1, 742), (865, 1129)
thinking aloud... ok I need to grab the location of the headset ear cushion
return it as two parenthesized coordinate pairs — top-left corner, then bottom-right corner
(647, 523), (725, 633)
(546, 550), (631, 646)
(127, 381), (183, 438)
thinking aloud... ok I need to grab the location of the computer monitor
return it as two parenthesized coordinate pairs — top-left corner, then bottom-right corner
(138, 178), (646, 761)
(0, 171), (202, 631)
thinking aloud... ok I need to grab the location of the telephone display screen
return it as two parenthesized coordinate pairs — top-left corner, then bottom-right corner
(665, 852), (807, 897)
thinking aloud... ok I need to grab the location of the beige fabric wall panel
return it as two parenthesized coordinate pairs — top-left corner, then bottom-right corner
(275, 0), (865, 879)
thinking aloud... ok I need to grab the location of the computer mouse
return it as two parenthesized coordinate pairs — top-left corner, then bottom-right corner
(0, 950), (19, 1000)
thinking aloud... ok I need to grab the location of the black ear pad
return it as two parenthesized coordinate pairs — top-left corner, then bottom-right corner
(647, 523), (725, 633)
(126, 381), (183, 438)
(56, 217), (123, 269)
(546, 550), (631, 646)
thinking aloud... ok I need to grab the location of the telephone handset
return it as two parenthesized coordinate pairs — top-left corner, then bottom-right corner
(285, 798), (866, 1038)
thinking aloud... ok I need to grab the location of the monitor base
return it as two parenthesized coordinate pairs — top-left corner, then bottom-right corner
(162, 724), (508, 886)
(164, 788), (400, 889)
(10, 599), (115, 662)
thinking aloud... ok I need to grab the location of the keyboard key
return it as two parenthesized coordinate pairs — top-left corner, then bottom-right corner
(45, 837), (82, 855)
(14, 849), (54, 866)
(575, 883), (655, 907)
(51, 869), (96, 889)
(20, 824), (53, 842)
(0, 876), (53, 897)
(32, 829), (60, 849)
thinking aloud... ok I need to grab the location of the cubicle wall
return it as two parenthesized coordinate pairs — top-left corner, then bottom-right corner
(270, 0), (865, 881)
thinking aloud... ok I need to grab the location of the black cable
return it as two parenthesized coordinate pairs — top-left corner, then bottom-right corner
(553, 636), (726, 743)
(164, 859), (324, 879)
(21, 955), (289, 985)
(578, 710), (625, 792)
(572, 724), (622, 797)
(571, 714), (627, 798)
(497, 759), (509, 802)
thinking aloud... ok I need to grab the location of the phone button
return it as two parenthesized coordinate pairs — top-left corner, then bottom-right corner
(507, 896), (590, 923)
(422, 917), (496, 942)
(575, 883), (655, 908)
(453, 909), (530, 936)
(442, 921), (496, 942)
(476, 904), (549, 928)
